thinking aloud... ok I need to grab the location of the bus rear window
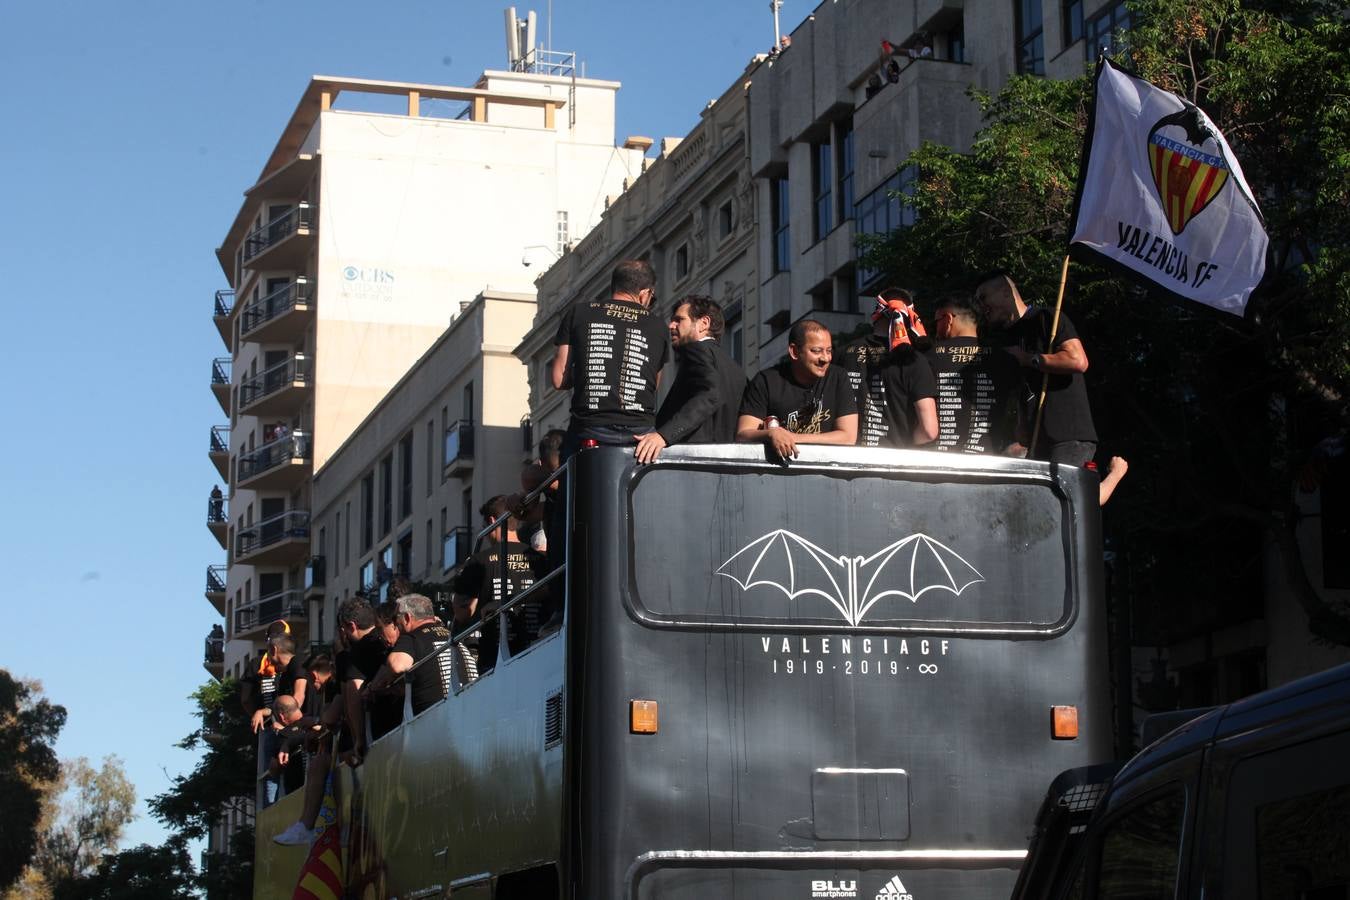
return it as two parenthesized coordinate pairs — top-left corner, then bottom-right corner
(628, 467), (1074, 633)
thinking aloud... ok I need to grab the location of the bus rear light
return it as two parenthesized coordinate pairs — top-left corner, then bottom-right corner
(630, 699), (659, 734)
(1052, 706), (1079, 740)
(582, 439), (600, 449)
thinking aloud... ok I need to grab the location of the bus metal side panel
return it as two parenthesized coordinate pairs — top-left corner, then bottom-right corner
(570, 447), (1111, 900)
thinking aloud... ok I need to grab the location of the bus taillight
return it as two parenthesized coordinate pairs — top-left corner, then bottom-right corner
(1052, 706), (1079, 740)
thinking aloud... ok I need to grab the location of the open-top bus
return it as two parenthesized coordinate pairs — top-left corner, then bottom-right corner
(254, 444), (1111, 900)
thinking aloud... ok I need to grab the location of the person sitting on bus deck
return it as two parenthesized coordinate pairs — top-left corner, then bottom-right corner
(365, 594), (453, 716)
(923, 293), (1020, 453)
(642, 295), (747, 462)
(334, 598), (401, 758)
(452, 496), (545, 671)
(251, 634), (306, 734)
(736, 319), (859, 460)
(239, 619), (291, 719)
(973, 271), (1097, 465)
(839, 288), (935, 447)
(550, 259), (671, 459)
(272, 646), (354, 846)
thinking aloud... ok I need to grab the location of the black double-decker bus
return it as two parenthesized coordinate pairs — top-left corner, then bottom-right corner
(255, 445), (1110, 900)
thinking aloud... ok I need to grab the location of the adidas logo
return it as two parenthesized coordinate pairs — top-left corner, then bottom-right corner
(875, 875), (913, 900)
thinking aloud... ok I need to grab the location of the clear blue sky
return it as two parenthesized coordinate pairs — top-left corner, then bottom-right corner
(0, 0), (790, 850)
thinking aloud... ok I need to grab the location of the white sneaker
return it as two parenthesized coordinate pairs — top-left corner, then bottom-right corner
(272, 821), (315, 846)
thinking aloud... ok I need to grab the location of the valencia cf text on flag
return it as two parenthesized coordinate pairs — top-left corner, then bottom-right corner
(1068, 57), (1269, 317)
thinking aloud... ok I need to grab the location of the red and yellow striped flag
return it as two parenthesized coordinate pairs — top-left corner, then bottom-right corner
(292, 772), (342, 900)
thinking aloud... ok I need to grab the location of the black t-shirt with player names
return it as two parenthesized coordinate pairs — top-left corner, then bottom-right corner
(739, 362), (858, 434)
(555, 298), (671, 428)
(924, 337), (1021, 453)
(391, 622), (453, 716)
(453, 539), (545, 634)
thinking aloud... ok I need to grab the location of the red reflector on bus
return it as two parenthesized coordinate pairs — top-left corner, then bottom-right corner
(1052, 706), (1079, 740)
(630, 700), (658, 734)
(582, 439), (600, 449)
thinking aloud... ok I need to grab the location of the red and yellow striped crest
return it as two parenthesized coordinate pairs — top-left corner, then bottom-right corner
(1147, 119), (1230, 236)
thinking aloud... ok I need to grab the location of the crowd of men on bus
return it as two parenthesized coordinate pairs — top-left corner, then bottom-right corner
(252, 257), (1130, 846)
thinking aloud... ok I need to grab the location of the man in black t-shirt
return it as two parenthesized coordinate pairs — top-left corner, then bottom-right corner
(839, 289), (939, 448)
(975, 272), (1098, 465)
(453, 497), (545, 671)
(737, 319), (859, 459)
(369, 594), (452, 716)
(925, 294), (1021, 453)
(550, 259), (671, 458)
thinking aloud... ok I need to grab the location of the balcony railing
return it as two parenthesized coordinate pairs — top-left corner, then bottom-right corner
(234, 589), (306, 634)
(211, 357), (231, 386)
(239, 355), (311, 410)
(442, 525), (472, 571)
(243, 202), (315, 263)
(237, 431), (312, 482)
(209, 425), (230, 454)
(206, 565), (227, 594)
(214, 289), (235, 318)
(240, 278), (311, 337)
(305, 555), (326, 592)
(443, 420), (475, 469)
(204, 631), (225, 664)
(207, 492), (226, 525)
(236, 510), (310, 559)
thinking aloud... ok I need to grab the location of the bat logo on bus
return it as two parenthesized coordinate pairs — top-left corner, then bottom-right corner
(716, 530), (984, 626)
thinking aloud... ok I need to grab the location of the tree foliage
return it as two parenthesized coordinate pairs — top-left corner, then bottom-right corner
(32, 757), (136, 888)
(50, 839), (196, 900)
(860, 0), (1350, 652)
(0, 672), (66, 893)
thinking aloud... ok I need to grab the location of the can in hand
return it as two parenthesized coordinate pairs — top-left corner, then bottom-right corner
(765, 416), (781, 430)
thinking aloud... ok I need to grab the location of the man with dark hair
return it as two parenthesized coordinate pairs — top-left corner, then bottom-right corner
(974, 272), (1097, 465)
(737, 320), (859, 460)
(840, 289), (939, 448)
(367, 594), (452, 716)
(538, 429), (566, 473)
(453, 496), (544, 671)
(925, 293), (1020, 453)
(644, 295), (746, 461)
(550, 259), (671, 456)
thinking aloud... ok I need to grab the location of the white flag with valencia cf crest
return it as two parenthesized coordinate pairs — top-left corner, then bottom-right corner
(1068, 58), (1268, 316)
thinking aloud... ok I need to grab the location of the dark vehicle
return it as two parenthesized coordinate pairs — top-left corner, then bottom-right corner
(1012, 661), (1350, 900)
(255, 445), (1112, 899)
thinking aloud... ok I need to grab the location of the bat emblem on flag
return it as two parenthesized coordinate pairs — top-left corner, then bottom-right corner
(1147, 106), (1231, 236)
(715, 530), (984, 626)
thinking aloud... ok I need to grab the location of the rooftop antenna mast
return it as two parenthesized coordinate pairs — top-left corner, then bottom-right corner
(770, 0), (783, 49)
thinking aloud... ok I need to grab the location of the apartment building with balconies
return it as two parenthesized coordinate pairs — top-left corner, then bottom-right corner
(516, 56), (766, 437)
(204, 69), (645, 687)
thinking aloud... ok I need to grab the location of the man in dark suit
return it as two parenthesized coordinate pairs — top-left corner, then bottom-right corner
(635, 296), (747, 462)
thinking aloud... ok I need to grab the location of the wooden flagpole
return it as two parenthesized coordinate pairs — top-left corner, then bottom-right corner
(1028, 254), (1072, 459)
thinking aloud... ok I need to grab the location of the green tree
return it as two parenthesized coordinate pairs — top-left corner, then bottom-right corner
(0, 673), (66, 893)
(50, 839), (196, 900)
(33, 757), (137, 888)
(860, 0), (1350, 653)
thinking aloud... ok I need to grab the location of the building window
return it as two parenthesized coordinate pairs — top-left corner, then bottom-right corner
(675, 244), (690, 279)
(725, 305), (744, 364)
(772, 177), (791, 273)
(379, 453), (393, 537)
(1016, 0), (1046, 75)
(439, 508), (448, 567)
(398, 433), (413, 521)
(810, 284), (832, 311)
(717, 201), (733, 239)
(854, 166), (918, 291)
(425, 420), (434, 497)
(461, 487), (473, 531)
(837, 121), (855, 223)
(812, 142), (833, 241)
(1064, 0), (1084, 46)
(361, 474), (374, 551)
(942, 20), (966, 62)
(1085, 1), (1131, 59)
(334, 511), (342, 572)
(462, 382), (475, 422)
(556, 210), (569, 255)
(344, 500), (351, 566)
(425, 518), (434, 578)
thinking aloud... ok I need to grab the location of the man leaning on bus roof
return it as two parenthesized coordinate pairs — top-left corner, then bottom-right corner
(736, 319), (859, 460)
